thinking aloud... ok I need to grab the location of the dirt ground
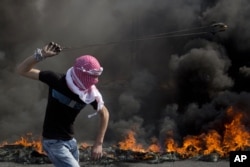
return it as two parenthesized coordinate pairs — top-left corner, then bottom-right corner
(0, 160), (230, 167)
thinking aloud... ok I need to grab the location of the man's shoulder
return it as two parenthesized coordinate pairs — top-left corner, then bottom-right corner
(40, 70), (64, 79)
(39, 70), (65, 85)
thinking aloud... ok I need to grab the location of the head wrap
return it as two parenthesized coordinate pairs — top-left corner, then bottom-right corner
(66, 55), (104, 114)
(72, 55), (103, 89)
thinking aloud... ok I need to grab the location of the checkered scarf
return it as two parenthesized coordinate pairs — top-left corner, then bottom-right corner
(65, 55), (104, 114)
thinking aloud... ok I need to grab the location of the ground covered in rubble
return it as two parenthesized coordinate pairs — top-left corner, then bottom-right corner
(0, 144), (231, 167)
(0, 161), (229, 167)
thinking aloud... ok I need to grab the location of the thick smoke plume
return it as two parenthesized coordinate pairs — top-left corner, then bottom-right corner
(1, 0), (250, 148)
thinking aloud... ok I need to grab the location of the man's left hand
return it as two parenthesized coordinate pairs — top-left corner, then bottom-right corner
(91, 144), (103, 160)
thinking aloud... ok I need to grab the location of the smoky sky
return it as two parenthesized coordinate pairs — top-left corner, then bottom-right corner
(1, 0), (250, 147)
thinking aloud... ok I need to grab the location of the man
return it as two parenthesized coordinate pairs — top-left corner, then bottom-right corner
(16, 42), (109, 167)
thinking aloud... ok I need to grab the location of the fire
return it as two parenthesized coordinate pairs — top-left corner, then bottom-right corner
(203, 130), (223, 156)
(118, 106), (250, 158)
(118, 131), (160, 153)
(166, 130), (225, 158)
(222, 107), (250, 153)
(80, 142), (91, 149)
(165, 106), (250, 158)
(1, 106), (249, 160)
(1, 134), (93, 154)
(118, 130), (145, 152)
(1, 133), (43, 153)
(147, 137), (161, 152)
(166, 135), (203, 158)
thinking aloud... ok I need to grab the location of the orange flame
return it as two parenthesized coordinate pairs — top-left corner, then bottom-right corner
(118, 130), (145, 152)
(118, 106), (250, 158)
(118, 131), (161, 153)
(0, 133), (43, 153)
(166, 135), (203, 158)
(222, 107), (250, 153)
(203, 130), (223, 156)
(165, 106), (250, 158)
(80, 142), (91, 149)
(1, 106), (249, 160)
(147, 137), (161, 152)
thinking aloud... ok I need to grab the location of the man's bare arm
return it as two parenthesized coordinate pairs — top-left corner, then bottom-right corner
(16, 42), (62, 80)
(96, 105), (109, 145)
(16, 55), (41, 80)
(91, 105), (109, 160)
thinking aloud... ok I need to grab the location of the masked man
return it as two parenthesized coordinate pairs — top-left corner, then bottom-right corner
(16, 42), (109, 167)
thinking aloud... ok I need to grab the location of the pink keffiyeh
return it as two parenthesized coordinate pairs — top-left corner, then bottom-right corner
(65, 55), (104, 117)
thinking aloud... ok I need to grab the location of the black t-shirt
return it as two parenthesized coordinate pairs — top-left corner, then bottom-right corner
(39, 71), (97, 140)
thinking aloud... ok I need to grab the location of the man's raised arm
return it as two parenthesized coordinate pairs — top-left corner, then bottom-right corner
(16, 42), (62, 80)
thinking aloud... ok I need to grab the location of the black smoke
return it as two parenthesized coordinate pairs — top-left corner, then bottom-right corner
(1, 0), (250, 148)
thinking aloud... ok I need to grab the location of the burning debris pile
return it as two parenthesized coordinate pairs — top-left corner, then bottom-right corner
(165, 106), (250, 158)
(0, 106), (249, 165)
(0, 141), (220, 165)
(0, 144), (50, 164)
(0, 134), (49, 164)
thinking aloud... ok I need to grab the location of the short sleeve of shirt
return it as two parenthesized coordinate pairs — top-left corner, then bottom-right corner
(39, 71), (62, 87)
(39, 70), (98, 110)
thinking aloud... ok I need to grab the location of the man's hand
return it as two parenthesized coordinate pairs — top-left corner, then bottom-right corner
(42, 42), (62, 58)
(91, 143), (103, 160)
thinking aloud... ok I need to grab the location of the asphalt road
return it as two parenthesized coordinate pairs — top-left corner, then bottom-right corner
(0, 160), (230, 167)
